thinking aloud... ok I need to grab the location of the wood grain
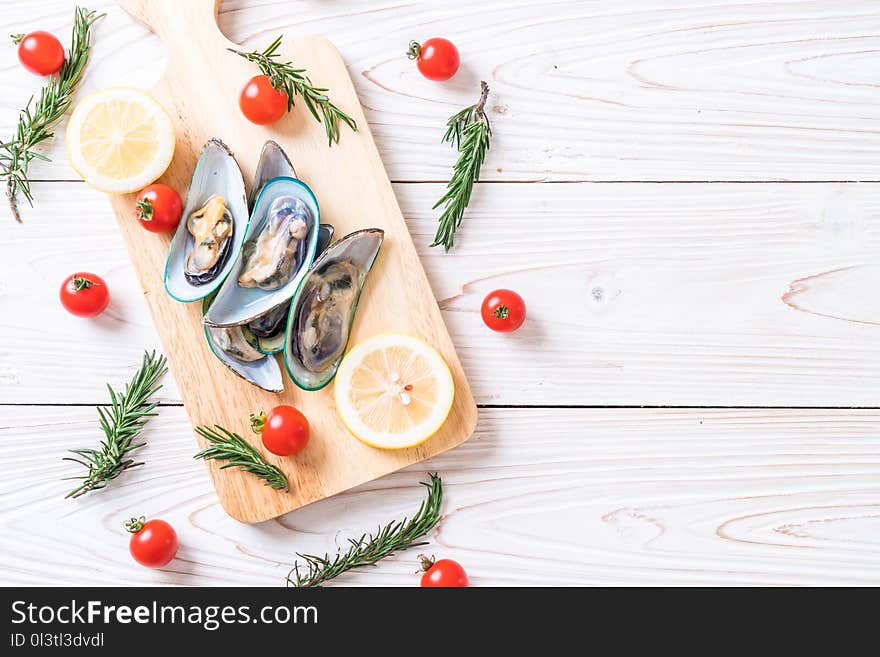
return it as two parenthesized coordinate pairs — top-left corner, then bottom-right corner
(86, 0), (477, 522)
(2, 405), (878, 586)
(2, 0), (880, 587)
(2, 181), (878, 407)
(1, 0), (879, 190)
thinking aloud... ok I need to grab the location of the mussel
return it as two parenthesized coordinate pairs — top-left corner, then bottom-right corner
(294, 260), (361, 372)
(184, 195), (234, 285)
(202, 292), (283, 392)
(245, 223), (335, 355)
(209, 324), (263, 362)
(164, 139), (248, 302)
(284, 228), (384, 390)
(204, 177), (320, 328)
(238, 196), (311, 290)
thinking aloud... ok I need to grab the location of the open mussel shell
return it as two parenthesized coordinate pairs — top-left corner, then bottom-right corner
(204, 176), (320, 328)
(283, 228), (384, 391)
(164, 139), (249, 302)
(241, 139), (300, 355)
(248, 223), (336, 355)
(201, 293), (283, 392)
(250, 140), (295, 207)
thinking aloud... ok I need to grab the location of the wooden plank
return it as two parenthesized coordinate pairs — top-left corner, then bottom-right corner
(2, 181), (879, 407)
(74, 0), (475, 523)
(2, 0), (879, 188)
(2, 405), (879, 586)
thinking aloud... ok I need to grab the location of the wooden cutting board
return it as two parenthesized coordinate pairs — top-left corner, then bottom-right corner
(110, 0), (477, 522)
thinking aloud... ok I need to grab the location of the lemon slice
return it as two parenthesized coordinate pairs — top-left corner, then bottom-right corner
(66, 87), (175, 193)
(334, 334), (455, 450)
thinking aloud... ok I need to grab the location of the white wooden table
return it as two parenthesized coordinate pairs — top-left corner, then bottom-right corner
(1, 0), (879, 586)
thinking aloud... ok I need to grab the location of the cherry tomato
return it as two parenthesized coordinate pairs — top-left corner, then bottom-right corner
(126, 516), (179, 569)
(239, 74), (288, 125)
(59, 272), (110, 318)
(16, 31), (65, 76)
(251, 406), (310, 456)
(136, 184), (183, 233)
(419, 555), (469, 587)
(407, 38), (460, 81)
(481, 289), (526, 333)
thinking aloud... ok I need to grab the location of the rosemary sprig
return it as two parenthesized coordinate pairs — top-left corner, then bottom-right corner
(229, 35), (357, 146)
(194, 425), (289, 492)
(63, 351), (167, 499)
(1, 7), (104, 223)
(287, 473), (443, 587)
(431, 81), (492, 251)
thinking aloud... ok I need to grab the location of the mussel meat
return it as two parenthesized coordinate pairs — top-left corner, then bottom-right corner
(294, 260), (360, 372)
(238, 196), (311, 290)
(208, 325), (262, 362)
(248, 302), (288, 339)
(185, 195), (234, 285)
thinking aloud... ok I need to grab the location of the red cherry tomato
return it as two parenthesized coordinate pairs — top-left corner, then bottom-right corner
(126, 517), (178, 569)
(252, 406), (310, 456)
(420, 556), (469, 587)
(408, 38), (460, 81)
(16, 31), (65, 76)
(136, 184), (183, 233)
(481, 289), (526, 333)
(59, 272), (110, 318)
(239, 74), (289, 125)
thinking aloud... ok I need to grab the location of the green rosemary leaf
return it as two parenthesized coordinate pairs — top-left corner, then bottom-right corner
(63, 351), (167, 499)
(1, 7), (104, 222)
(431, 81), (492, 252)
(287, 473), (443, 587)
(194, 425), (289, 492)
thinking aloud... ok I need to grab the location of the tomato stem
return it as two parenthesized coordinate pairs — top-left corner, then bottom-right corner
(10, 33), (24, 45)
(418, 553), (435, 572)
(406, 40), (421, 60)
(125, 516), (146, 533)
(250, 411), (267, 434)
(73, 275), (93, 291)
(493, 304), (509, 320)
(136, 197), (153, 221)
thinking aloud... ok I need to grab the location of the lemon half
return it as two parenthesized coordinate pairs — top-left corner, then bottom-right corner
(66, 87), (175, 193)
(334, 334), (455, 450)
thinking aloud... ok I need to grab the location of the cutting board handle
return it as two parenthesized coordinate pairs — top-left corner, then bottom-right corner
(117, 0), (222, 44)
